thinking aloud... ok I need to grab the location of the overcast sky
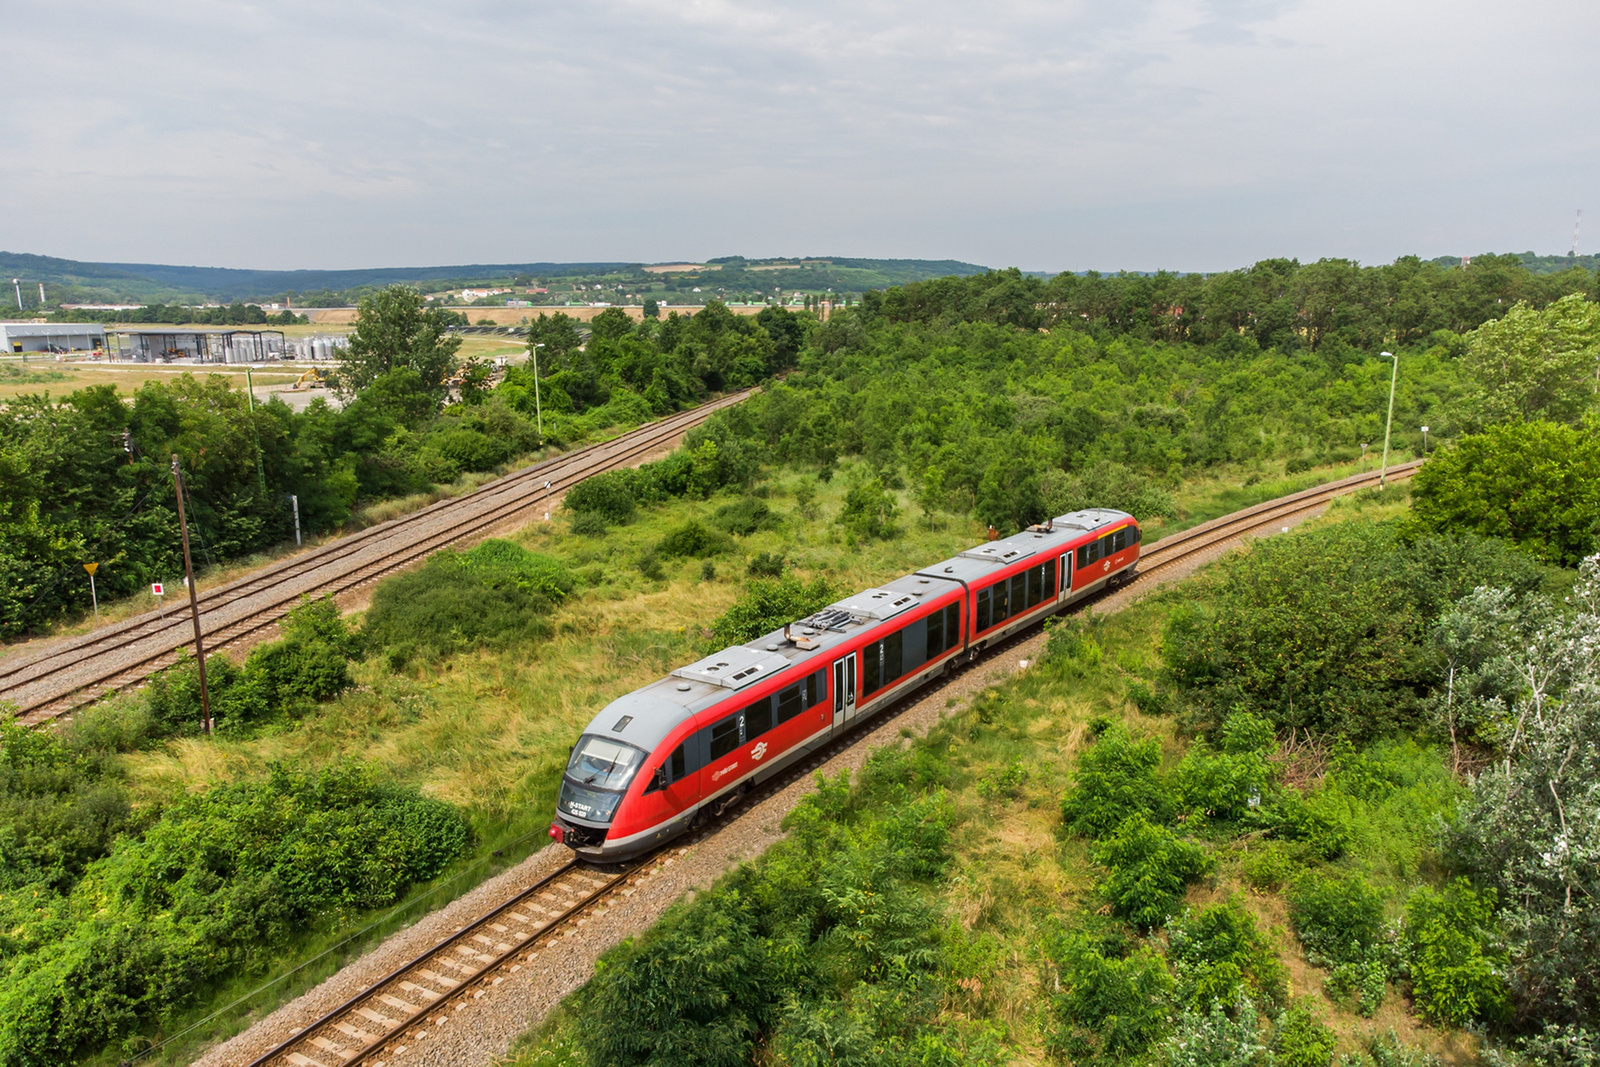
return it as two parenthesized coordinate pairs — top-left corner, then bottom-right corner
(3, 0), (1596, 273)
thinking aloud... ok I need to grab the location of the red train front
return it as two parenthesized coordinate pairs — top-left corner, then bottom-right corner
(549, 508), (1141, 861)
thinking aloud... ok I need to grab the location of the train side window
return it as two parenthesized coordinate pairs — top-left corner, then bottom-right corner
(671, 744), (686, 779)
(1011, 574), (1027, 616)
(863, 641), (882, 694)
(1026, 566), (1040, 608)
(976, 588), (992, 631)
(1044, 558), (1056, 597)
(944, 603), (961, 650)
(806, 670), (821, 707)
(1129, 524), (1142, 545)
(1099, 533), (1114, 558)
(747, 695), (774, 737)
(925, 606), (944, 659)
(884, 630), (903, 683)
(708, 714), (742, 760)
(1081, 539), (1101, 566)
(776, 684), (803, 723)
(1111, 528), (1127, 552)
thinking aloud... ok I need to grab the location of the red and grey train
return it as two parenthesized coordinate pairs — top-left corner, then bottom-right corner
(549, 508), (1142, 860)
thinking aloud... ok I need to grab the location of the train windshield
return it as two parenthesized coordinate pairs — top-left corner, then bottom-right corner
(565, 735), (647, 792)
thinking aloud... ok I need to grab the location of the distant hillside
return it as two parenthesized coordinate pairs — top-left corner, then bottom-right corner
(1428, 251), (1600, 275)
(0, 251), (992, 307)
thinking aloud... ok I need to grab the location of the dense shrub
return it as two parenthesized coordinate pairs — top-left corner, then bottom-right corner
(572, 776), (956, 1067)
(1173, 712), (1278, 824)
(1047, 932), (1174, 1065)
(144, 653), (268, 735)
(711, 497), (776, 536)
(745, 551), (785, 578)
(1404, 879), (1509, 1027)
(1093, 813), (1211, 930)
(365, 542), (568, 663)
(1060, 725), (1175, 839)
(837, 478), (900, 541)
(0, 763), (470, 1067)
(1272, 999), (1337, 1067)
(1163, 996), (1264, 1067)
(707, 575), (836, 647)
(1287, 872), (1386, 964)
(563, 469), (639, 525)
(1166, 897), (1287, 1010)
(244, 596), (362, 713)
(657, 520), (732, 559)
(1163, 523), (1425, 739)
(1408, 421), (1600, 567)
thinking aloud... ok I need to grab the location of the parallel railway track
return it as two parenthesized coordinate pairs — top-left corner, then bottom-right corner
(236, 457), (1422, 1067)
(0, 390), (753, 725)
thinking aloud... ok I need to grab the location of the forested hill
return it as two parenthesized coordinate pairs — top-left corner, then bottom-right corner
(0, 251), (989, 307)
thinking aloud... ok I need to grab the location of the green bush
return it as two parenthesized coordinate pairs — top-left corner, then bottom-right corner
(144, 653), (269, 735)
(1047, 932), (1174, 1065)
(0, 763), (470, 1067)
(462, 539), (574, 601)
(364, 547), (560, 661)
(1163, 996), (1265, 1067)
(837, 478), (899, 541)
(1407, 420), (1600, 567)
(1060, 725), (1175, 839)
(657, 520), (732, 559)
(1162, 523), (1426, 740)
(1093, 813), (1211, 930)
(1404, 879), (1509, 1027)
(1272, 999), (1337, 1067)
(746, 551), (785, 578)
(1287, 872), (1386, 964)
(243, 596), (362, 714)
(1166, 897), (1287, 1010)
(563, 469), (639, 524)
(712, 497), (776, 535)
(1173, 723), (1277, 825)
(572, 782), (953, 1067)
(708, 575), (836, 647)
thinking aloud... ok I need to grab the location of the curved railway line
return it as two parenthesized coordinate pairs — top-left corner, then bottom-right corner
(0, 390), (754, 725)
(238, 456), (1422, 1067)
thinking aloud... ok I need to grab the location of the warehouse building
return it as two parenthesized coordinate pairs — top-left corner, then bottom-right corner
(0, 322), (106, 355)
(108, 328), (288, 363)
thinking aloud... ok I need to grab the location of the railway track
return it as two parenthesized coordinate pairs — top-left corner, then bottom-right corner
(0, 390), (754, 725)
(235, 457), (1423, 1067)
(243, 859), (638, 1067)
(1126, 459), (1421, 586)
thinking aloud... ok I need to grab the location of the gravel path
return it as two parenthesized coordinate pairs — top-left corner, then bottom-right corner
(193, 499), (1334, 1067)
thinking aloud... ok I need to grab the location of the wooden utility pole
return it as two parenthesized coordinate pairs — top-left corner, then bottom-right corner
(171, 454), (213, 733)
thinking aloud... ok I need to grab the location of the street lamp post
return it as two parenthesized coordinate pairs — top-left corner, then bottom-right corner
(530, 342), (546, 441)
(1378, 351), (1398, 487)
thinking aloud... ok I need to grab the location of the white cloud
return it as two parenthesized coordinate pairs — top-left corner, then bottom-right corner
(0, 0), (1595, 270)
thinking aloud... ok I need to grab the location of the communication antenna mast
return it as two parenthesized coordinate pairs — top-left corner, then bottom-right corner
(1572, 209), (1583, 257)
(37, 282), (46, 305)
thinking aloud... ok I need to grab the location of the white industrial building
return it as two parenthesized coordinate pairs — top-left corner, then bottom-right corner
(109, 328), (289, 363)
(1, 322), (106, 355)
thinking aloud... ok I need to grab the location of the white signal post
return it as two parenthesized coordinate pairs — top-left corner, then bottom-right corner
(1378, 351), (1397, 487)
(83, 562), (99, 620)
(1421, 425), (1430, 455)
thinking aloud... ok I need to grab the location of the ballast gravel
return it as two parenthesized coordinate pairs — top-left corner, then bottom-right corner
(194, 501), (1332, 1067)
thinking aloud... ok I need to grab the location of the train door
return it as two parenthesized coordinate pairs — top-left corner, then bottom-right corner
(832, 653), (857, 728)
(1058, 551), (1073, 602)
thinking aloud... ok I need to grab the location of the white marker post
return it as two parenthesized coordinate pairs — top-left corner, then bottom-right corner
(83, 562), (99, 620)
(152, 582), (165, 620)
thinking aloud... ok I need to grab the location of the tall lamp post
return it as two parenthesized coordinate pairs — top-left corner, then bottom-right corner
(530, 342), (545, 441)
(1378, 351), (1398, 487)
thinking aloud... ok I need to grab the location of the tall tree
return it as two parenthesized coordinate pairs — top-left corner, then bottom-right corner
(1461, 293), (1600, 426)
(336, 286), (462, 396)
